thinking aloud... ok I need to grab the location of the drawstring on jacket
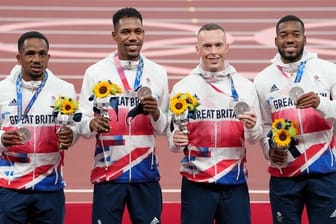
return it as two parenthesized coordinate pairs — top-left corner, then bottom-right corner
(99, 136), (109, 171)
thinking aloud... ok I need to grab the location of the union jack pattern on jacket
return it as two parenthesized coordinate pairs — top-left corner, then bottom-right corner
(254, 51), (336, 177)
(168, 63), (263, 185)
(0, 65), (78, 191)
(79, 53), (169, 184)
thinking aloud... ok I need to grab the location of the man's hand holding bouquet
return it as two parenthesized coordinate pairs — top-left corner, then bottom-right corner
(87, 80), (122, 134)
(268, 118), (300, 166)
(51, 96), (82, 150)
(169, 92), (200, 134)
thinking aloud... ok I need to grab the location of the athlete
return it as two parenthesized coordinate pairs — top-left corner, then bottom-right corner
(254, 15), (336, 224)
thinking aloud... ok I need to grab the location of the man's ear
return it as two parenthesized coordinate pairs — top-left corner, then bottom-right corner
(224, 43), (229, 54)
(195, 45), (200, 56)
(16, 54), (22, 65)
(112, 31), (117, 41)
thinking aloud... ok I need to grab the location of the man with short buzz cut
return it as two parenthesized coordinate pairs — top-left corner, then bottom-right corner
(254, 15), (336, 224)
(0, 31), (78, 223)
(78, 7), (169, 224)
(168, 23), (263, 224)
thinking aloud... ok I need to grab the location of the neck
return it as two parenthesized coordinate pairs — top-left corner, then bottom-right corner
(118, 53), (140, 61)
(200, 62), (226, 73)
(201, 66), (226, 74)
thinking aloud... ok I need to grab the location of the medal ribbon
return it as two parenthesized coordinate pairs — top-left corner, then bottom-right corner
(277, 61), (306, 83)
(16, 71), (48, 124)
(114, 53), (144, 91)
(201, 74), (239, 101)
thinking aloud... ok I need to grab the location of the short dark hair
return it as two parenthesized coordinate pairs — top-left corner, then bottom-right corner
(198, 23), (225, 35)
(112, 7), (143, 30)
(276, 15), (305, 34)
(17, 31), (49, 52)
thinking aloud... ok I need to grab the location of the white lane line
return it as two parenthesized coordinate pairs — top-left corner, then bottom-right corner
(64, 189), (269, 194)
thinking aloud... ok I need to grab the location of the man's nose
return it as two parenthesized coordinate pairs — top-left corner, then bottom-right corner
(32, 54), (42, 62)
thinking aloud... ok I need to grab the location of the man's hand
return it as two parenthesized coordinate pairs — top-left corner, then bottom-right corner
(1, 130), (23, 147)
(237, 111), (257, 129)
(269, 147), (288, 166)
(57, 127), (74, 149)
(173, 130), (189, 147)
(89, 116), (110, 133)
(140, 95), (160, 121)
(296, 91), (320, 109)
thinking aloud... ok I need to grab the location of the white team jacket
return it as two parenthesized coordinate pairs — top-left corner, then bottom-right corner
(168, 63), (263, 185)
(79, 53), (169, 184)
(254, 51), (336, 177)
(0, 65), (78, 190)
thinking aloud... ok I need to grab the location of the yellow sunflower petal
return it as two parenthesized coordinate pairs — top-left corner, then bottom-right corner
(272, 118), (285, 130)
(60, 98), (75, 114)
(273, 130), (291, 147)
(93, 81), (112, 98)
(52, 96), (79, 115)
(184, 93), (199, 108)
(170, 98), (188, 115)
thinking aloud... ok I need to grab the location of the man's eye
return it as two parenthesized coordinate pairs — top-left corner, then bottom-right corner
(121, 30), (130, 35)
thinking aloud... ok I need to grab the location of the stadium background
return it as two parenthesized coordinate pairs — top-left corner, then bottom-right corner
(0, 0), (335, 223)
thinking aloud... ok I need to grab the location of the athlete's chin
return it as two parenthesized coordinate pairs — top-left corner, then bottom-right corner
(279, 48), (304, 63)
(126, 51), (141, 60)
(284, 55), (300, 62)
(30, 72), (44, 80)
(207, 64), (223, 72)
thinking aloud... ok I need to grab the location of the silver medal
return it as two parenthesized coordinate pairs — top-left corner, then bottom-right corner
(137, 86), (152, 98)
(289, 86), (304, 101)
(234, 102), (250, 115)
(18, 127), (31, 143)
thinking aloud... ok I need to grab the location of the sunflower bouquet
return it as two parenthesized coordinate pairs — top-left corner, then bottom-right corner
(92, 80), (122, 99)
(270, 118), (297, 148)
(89, 80), (123, 118)
(52, 96), (81, 123)
(51, 96), (82, 149)
(169, 92), (200, 133)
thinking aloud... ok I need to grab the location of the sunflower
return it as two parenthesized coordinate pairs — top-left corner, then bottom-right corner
(93, 81), (113, 98)
(272, 118), (285, 130)
(92, 81), (123, 99)
(169, 92), (200, 116)
(184, 93), (199, 108)
(170, 97), (188, 115)
(173, 92), (183, 99)
(273, 129), (291, 147)
(60, 97), (79, 115)
(52, 96), (79, 115)
(271, 118), (297, 148)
